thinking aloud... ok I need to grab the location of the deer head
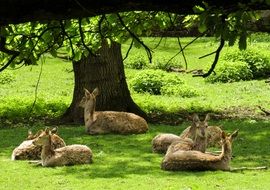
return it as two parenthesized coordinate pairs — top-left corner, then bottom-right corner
(221, 129), (238, 154)
(79, 88), (99, 111)
(32, 128), (51, 146)
(189, 113), (210, 139)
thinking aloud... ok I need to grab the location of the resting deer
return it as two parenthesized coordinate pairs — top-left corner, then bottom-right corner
(180, 116), (223, 148)
(33, 128), (92, 167)
(11, 128), (66, 160)
(152, 113), (209, 154)
(161, 130), (238, 171)
(79, 88), (148, 135)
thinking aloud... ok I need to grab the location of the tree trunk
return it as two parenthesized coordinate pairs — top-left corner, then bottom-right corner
(61, 40), (147, 124)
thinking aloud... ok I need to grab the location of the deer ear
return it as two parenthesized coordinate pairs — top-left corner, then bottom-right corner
(45, 127), (50, 134)
(230, 129), (239, 139)
(92, 87), (99, 97)
(51, 127), (58, 134)
(221, 131), (226, 139)
(192, 113), (200, 123)
(28, 130), (32, 136)
(84, 88), (91, 97)
(204, 113), (210, 122)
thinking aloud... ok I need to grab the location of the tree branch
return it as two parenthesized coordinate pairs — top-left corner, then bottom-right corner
(78, 18), (95, 56)
(168, 13), (188, 70)
(123, 38), (134, 61)
(193, 38), (225, 78)
(166, 32), (206, 65)
(258, 106), (270, 116)
(0, 36), (20, 72)
(60, 20), (75, 59)
(116, 13), (153, 63)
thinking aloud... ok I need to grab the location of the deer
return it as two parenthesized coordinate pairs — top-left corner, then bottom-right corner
(180, 123), (223, 148)
(152, 113), (209, 154)
(79, 88), (148, 135)
(11, 128), (66, 160)
(32, 128), (92, 167)
(161, 130), (238, 171)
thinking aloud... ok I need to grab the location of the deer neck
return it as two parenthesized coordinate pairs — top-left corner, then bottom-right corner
(193, 136), (207, 152)
(218, 139), (232, 163)
(84, 99), (96, 125)
(41, 135), (55, 162)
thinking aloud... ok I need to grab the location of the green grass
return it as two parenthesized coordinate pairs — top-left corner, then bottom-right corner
(0, 120), (269, 190)
(0, 36), (270, 189)
(0, 37), (269, 126)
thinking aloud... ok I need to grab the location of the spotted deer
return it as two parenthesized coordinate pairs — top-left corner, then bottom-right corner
(79, 88), (148, 135)
(11, 128), (66, 160)
(180, 116), (223, 148)
(161, 130), (238, 171)
(33, 128), (92, 167)
(152, 113), (209, 154)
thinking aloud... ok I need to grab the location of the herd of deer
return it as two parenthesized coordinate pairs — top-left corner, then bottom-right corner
(11, 88), (239, 171)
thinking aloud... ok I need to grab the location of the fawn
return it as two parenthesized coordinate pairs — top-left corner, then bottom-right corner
(79, 88), (148, 135)
(33, 128), (92, 167)
(152, 113), (209, 154)
(11, 128), (66, 160)
(161, 130), (238, 171)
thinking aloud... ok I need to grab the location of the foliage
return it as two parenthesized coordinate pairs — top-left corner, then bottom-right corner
(130, 69), (168, 95)
(1, 37), (270, 124)
(222, 47), (270, 79)
(206, 61), (253, 83)
(0, 12), (173, 70)
(185, 5), (260, 49)
(124, 53), (148, 69)
(124, 54), (183, 71)
(129, 69), (200, 97)
(1, 121), (270, 189)
(160, 84), (199, 98)
(0, 70), (15, 84)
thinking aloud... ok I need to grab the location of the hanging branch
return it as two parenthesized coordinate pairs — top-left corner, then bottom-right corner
(0, 36), (20, 72)
(60, 20), (75, 59)
(116, 13), (153, 63)
(98, 15), (106, 38)
(78, 18), (95, 56)
(123, 38), (134, 61)
(193, 38), (225, 77)
(166, 32), (206, 66)
(177, 37), (188, 70)
(152, 37), (163, 50)
(167, 13), (188, 70)
(28, 55), (44, 123)
(194, 14), (227, 78)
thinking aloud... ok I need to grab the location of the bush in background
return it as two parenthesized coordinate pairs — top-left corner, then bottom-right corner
(222, 47), (270, 79)
(206, 61), (253, 83)
(0, 70), (15, 85)
(124, 54), (183, 71)
(130, 69), (198, 97)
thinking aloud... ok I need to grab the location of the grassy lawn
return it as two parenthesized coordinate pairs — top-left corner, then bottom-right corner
(0, 36), (269, 189)
(0, 120), (269, 190)
(0, 37), (269, 125)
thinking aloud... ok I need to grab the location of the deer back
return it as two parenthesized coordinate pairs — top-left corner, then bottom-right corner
(86, 111), (148, 134)
(42, 145), (92, 167)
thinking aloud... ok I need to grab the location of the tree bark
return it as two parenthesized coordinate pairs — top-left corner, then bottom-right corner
(61, 40), (147, 124)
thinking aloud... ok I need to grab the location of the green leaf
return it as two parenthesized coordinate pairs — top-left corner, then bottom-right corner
(193, 5), (205, 14)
